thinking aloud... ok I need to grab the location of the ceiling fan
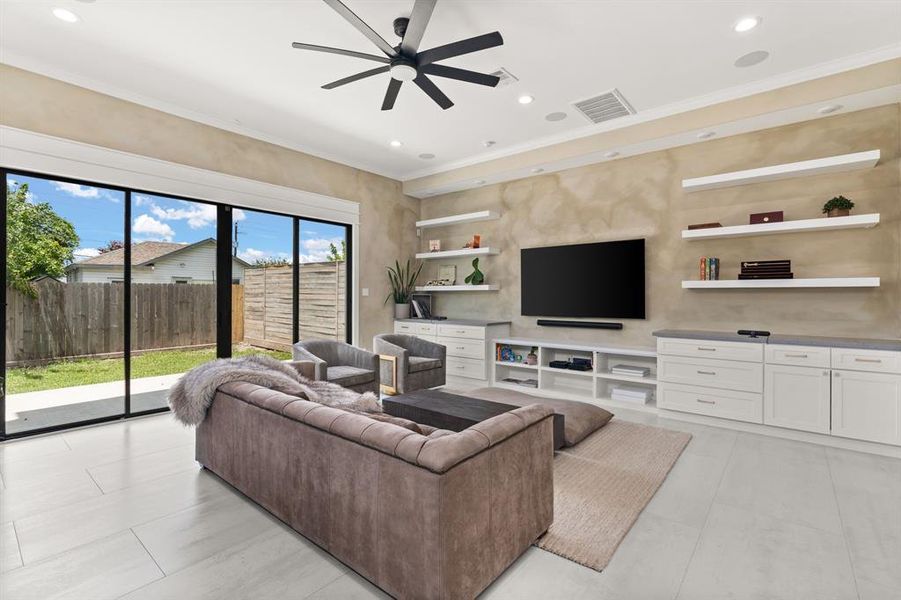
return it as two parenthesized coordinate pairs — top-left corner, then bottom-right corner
(292, 0), (504, 110)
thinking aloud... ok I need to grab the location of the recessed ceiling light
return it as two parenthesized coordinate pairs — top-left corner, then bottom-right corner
(733, 16), (760, 33)
(603, 151), (620, 159)
(418, 153), (435, 160)
(817, 104), (842, 115)
(475, 179), (486, 185)
(518, 95), (534, 105)
(697, 131), (716, 140)
(483, 140), (496, 148)
(545, 112), (567, 122)
(531, 168), (545, 174)
(389, 140), (402, 148)
(734, 50), (770, 68)
(52, 7), (80, 22)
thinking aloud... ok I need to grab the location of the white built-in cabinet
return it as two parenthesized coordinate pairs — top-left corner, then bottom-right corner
(764, 364), (831, 434)
(831, 369), (901, 446)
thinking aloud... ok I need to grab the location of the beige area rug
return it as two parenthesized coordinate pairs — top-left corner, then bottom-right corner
(536, 420), (691, 571)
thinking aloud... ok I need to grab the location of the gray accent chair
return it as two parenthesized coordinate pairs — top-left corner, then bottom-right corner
(374, 333), (446, 395)
(292, 339), (379, 394)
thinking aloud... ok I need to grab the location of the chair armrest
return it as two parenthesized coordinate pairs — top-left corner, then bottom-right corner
(292, 345), (327, 381)
(374, 337), (410, 369)
(288, 360), (316, 380)
(339, 344), (379, 373)
(407, 336), (446, 361)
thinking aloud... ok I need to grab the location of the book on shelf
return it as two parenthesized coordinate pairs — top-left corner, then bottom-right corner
(611, 385), (650, 399)
(501, 377), (538, 388)
(738, 273), (794, 279)
(611, 389), (650, 404)
(741, 260), (790, 269)
(610, 364), (651, 377)
(698, 257), (720, 280)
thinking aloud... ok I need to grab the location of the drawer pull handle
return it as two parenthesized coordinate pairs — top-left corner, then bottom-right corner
(785, 353), (808, 358)
(696, 399), (716, 405)
(456, 346), (465, 350)
(854, 358), (882, 364)
(697, 370), (716, 375)
(455, 366), (466, 370)
(697, 347), (717, 352)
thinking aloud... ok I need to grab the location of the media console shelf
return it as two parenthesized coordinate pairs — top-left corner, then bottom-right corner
(681, 149), (879, 192)
(682, 213), (880, 240)
(492, 338), (658, 414)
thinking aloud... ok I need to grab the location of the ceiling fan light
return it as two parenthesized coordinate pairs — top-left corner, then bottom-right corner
(389, 63), (418, 82)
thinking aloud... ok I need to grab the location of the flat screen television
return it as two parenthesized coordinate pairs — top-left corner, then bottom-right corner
(521, 239), (645, 319)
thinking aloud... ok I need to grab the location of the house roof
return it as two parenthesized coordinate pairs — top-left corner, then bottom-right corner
(68, 238), (250, 269)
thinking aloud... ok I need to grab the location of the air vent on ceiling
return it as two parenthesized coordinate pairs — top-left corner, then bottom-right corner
(572, 89), (635, 124)
(490, 67), (519, 87)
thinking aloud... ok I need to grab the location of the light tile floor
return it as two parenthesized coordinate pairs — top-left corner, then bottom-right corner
(1, 407), (899, 600)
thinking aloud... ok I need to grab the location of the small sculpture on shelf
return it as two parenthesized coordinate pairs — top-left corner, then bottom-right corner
(526, 347), (538, 365)
(429, 239), (441, 252)
(462, 234), (481, 249)
(464, 258), (485, 285)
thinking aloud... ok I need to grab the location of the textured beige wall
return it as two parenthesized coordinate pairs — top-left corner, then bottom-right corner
(0, 64), (419, 349)
(420, 104), (901, 347)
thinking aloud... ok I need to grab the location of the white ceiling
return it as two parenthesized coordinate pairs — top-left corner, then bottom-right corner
(2, 1), (900, 181)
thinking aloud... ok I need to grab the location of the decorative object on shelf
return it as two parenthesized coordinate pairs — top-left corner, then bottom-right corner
(497, 345), (519, 363)
(464, 257), (485, 285)
(526, 347), (538, 366)
(822, 195), (855, 217)
(462, 235), (481, 249)
(610, 364), (650, 377)
(687, 222), (723, 230)
(739, 259), (792, 280)
(425, 264), (457, 287)
(385, 259), (424, 320)
(429, 239), (441, 252)
(698, 257), (720, 280)
(750, 210), (783, 224)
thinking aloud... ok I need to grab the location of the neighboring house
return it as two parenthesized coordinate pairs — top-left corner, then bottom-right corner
(66, 238), (249, 284)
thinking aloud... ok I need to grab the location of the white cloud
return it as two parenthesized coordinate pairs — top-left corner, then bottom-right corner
(53, 182), (120, 203)
(302, 237), (342, 252)
(233, 208), (246, 222)
(150, 202), (217, 229)
(134, 194), (152, 206)
(74, 247), (101, 260)
(133, 214), (175, 241)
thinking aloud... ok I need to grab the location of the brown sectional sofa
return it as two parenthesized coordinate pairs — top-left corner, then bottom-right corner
(196, 381), (555, 600)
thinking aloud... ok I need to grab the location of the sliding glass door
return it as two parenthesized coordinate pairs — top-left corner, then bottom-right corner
(1, 168), (353, 439)
(4, 172), (126, 434)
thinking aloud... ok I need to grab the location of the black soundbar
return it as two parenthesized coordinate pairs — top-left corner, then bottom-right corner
(536, 319), (623, 330)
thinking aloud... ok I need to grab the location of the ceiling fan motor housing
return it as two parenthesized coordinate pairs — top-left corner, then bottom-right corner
(390, 56), (418, 81)
(393, 17), (410, 39)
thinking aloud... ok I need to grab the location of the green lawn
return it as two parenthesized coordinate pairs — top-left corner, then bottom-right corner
(7, 346), (290, 394)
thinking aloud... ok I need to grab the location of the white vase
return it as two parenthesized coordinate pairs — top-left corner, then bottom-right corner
(394, 303), (411, 320)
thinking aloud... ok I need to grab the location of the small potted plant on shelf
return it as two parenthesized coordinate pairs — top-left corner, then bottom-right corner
(822, 195), (855, 218)
(385, 259), (423, 320)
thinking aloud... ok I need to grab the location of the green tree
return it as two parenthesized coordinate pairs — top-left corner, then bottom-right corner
(251, 257), (291, 268)
(6, 182), (79, 296)
(327, 240), (347, 262)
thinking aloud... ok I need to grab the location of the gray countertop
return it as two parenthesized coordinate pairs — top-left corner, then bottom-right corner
(396, 318), (511, 327)
(653, 329), (901, 351)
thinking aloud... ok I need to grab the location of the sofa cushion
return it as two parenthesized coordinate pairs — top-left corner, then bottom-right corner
(466, 387), (613, 447)
(327, 365), (375, 387)
(408, 356), (442, 374)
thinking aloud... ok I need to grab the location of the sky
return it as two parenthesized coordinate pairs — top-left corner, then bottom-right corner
(7, 173), (347, 264)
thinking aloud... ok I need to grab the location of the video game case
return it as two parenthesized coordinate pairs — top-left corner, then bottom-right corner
(740, 267), (793, 274)
(741, 260), (790, 269)
(738, 273), (794, 279)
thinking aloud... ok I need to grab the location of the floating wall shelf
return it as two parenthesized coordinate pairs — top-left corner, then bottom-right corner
(415, 247), (499, 260)
(415, 210), (500, 229)
(415, 284), (499, 292)
(682, 213), (880, 240)
(682, 277), (880, 289)
(682, 149), (880, 192)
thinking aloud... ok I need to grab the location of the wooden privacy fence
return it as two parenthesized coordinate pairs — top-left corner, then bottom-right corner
(242, 261), (347, 351)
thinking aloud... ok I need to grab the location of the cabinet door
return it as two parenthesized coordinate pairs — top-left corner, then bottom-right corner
(764, 364), (830, 434)
(831, 370), (901, 445)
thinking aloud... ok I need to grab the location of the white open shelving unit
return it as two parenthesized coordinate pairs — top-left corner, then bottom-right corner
(682, 277), (880, 289)
(415, 247), (499, 260)
(415, 210), (500, 229)
(492, 338), (658, 413)
(681, 149), (880, 192)
(415, 284), (499, 292)
(682, 213), (880, 240)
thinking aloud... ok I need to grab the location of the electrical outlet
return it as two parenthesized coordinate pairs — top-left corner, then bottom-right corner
(362, 288), (370, 297)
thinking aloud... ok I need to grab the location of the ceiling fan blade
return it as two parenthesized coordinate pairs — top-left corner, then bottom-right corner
(400, 0), (436, 56)
(416, 31), (503, 67)
(413, 74), (453, 110)
(292, 42), (390, 63)
(420, 64), (499, 87)
(323, 66), (390, 89)
(322, 0), (397, 57)
(381, 78), (403, 111)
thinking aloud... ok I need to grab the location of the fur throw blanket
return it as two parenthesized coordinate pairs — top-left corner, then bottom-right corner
(168, 354), (381, 426)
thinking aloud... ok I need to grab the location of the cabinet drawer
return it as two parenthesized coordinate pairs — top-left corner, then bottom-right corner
(656, 338), (763, 363)
(765, 344), (831, 368)
(445, 356), (486, 380)
(437, 324), (485, 340)
(658, 355), (763, 393)
(658, 383), (763, 424)
(831, 347), (901, 374)
(438, 337), (485, 360)
(394, 321), (437, 336)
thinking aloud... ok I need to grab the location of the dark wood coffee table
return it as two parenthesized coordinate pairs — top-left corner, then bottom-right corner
(383, 389), (565, 450)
